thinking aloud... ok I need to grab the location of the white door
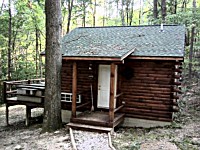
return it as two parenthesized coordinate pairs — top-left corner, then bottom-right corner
(97, 65), (117, 109)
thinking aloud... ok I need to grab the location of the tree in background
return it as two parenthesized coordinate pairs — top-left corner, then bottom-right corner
(43, 0), (62, 132)
(7, 0), (12, 81)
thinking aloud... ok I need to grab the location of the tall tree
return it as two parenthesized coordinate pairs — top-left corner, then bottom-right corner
(92, 0), (97, 27)
(121, 0), (125, 26)
(189, 0), (196, 79)
(161, 0), (166, 22)
(66, 0), (73, 33)
(43, 0), (62, 132)
(7, 0), (12, 80)
(153, 0), (158, 20)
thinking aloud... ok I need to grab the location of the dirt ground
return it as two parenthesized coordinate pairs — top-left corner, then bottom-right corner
(0, 80), (200, 150)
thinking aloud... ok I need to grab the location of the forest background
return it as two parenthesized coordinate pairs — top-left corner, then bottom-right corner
(0, 0), (200, 103)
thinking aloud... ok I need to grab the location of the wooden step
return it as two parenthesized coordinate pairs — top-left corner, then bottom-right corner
(67, 122), (113, 133)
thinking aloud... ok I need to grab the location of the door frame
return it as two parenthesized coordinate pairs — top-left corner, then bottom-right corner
(97, 64), (117, 109)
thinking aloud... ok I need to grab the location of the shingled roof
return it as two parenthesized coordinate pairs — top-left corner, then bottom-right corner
(62, 25), (185, 59)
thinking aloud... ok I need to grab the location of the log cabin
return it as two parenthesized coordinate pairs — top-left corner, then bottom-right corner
(4, 25), (185, 130)
(61, 25), (185, 129)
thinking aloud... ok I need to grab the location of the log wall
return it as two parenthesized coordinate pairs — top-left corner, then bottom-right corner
(61, 60), (98, 110)
(119, 59), (182, 122)
(61, 59), (182, 122)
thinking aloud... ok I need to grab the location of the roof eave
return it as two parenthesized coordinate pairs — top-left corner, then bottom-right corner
(128, 56), (184, 61)
(62, 56), (122, 61)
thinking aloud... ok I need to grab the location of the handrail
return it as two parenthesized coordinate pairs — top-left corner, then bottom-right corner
(76, 101), (90, 109)
(4, 78), (45, 84)
(115, 93), (123, 98)
(114, 104), (124, 113)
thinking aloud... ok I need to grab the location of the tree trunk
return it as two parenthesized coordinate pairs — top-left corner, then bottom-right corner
(161, 0), (166, 22)
(82, 1), (86, 27)
(189, 0), (196, 79)
(121, 0), (125, 26)
(181, 0), (187, 11)
(129, 0), (134, 26)
(66, 0), (73, 33)
(153, 0), (158, 20)
(138, 0), (143, 25)
(39, 35), (43, 78)
(189, 26), (195, 79)
(92, 0), (96, 27)
(43, 0), (62, 132)
(174, 0), (177, 14)
(125, 0), (130, 25)
(35, 26), (39, 77)
(7, 0), (12, 81)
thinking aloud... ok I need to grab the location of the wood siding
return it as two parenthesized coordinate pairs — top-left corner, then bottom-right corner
(61, 60), (98, 110)
(119, 59), (182, 122)
(61, 59), (182, 122)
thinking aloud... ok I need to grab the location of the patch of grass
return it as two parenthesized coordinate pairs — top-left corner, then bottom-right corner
(168, 122), (182, 129)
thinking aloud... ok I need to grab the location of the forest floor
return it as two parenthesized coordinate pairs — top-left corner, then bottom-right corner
(0, 79), (200, 150)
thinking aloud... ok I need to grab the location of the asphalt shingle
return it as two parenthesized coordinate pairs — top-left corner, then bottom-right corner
(62, 25), (185, 58)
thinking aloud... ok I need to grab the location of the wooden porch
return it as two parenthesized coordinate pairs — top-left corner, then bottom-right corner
(70, 111), (124, 127)
(68, 62), (125, 130)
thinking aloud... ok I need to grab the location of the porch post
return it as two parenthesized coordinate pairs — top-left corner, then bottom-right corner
(72, 61), (77, 118)
(109, 63), (115, 124)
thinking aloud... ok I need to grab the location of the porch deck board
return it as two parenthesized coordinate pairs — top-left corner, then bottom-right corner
(70, 111), (125, 128)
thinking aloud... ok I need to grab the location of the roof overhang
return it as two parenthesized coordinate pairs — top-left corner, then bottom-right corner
(128, 56), (184, 61)
(62, 48), (136, 61)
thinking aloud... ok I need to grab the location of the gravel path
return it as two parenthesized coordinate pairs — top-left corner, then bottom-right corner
(73, 130), (112, 150)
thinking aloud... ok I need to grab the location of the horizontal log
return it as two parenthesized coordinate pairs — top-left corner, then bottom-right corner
(123, 98), (173, 104)
(174, 69), (182, 73)
(123, 92), (171, 98)
(124, 102), (172, 111)
(125, 114), (172, 122)
(129, 83), (171, 88)
(173, 106), (179, 112)
(122, 88), (171, 95)
(121, 107), (174, 114)
(172, 95), (179, 99)
(125, 62), (174, 67)
(122, 85), (171, 92)
(77, 101), (91, 109)
(131, 76), (171, 82)
(175, 62), (183, 65)
(173, 74), (181, 79)
(134, 70), (172, 75)
(122, 95), (170, 101)
(123, 79), (171, 85)
(125, 110), (172, 118)
(134, 73), (172, 78)
(173, 88), (182, 94)
(173, 82), (181, 86)
(127, 64), (173, 69)
(134, 67), (173, 72)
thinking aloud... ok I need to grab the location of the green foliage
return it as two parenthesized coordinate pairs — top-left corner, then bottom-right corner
(0, 0), (200, 81)
(0, 0), (45, 81)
